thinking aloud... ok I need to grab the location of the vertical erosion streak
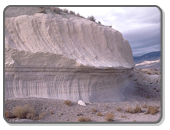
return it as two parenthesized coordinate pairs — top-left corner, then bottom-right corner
(68, 74), (74, 100)
(13, 75), (18, 98)
(7, 75), (14, 98)
(117, 70), (132, 99)
(44, 75), (54, 98)
(78, 74), (92, 102)
(53, 75), (66, 99)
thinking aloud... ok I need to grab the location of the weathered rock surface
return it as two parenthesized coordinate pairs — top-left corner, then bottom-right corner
(5, 7), (134, 102)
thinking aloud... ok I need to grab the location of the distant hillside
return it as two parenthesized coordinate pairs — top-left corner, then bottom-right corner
(133, 51), (161, 70)
(133, 51), (161, 64)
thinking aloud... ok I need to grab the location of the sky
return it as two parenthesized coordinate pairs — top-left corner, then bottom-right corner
(60, 7), (161, 57)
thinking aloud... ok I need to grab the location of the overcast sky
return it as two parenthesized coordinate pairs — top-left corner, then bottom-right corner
(60, 7), (161, 56)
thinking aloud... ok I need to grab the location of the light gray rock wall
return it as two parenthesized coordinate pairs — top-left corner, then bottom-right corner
(5, 7), (135, 102)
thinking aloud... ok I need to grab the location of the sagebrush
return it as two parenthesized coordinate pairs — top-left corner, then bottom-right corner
(146, 106), (159, 115)
(125, 106), (141, 114)
(78, 116), (92, 122)
(12, 104), (46, 120)
(64, 100), (72, 106)
(12, 104), (35, 119)
(97, 112), (102, 116)
(105, 112), (114, 121)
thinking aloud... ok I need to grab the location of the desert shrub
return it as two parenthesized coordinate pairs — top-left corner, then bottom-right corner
(77, 113), (83, 116)
(92, 108), (97, 113)
(5, 111), (10, 118)
(104, 112), (114, 121)
(97, 112), (103, 116)
(38, 111), (46, 120)
(134, 106), (141, 113)
(116, 108), (122, 112)
(146, 95), (150, 98)
(125, 107), (134, 114)
(146, 106), (159, 115)
(70, 10), (75, 15)
(40, 7), (46, 13)
(63, 9), (68, 13)
(12, 104), (35, 119)
(121, 115), (126, 118)
(12, 104), (46, 120)
(54, 7), (62, 13)
(78, 116), (92, 122)
(64, 100), (72, 106)
(26, 113), (35, 119)
(125, 106), (141, 114)
(77, 13), (81, 17)
(156, 90), (160, 92)
(50, 110), (55, 114)
(157, 106), (160, 109)
(87, 16), (96, 22)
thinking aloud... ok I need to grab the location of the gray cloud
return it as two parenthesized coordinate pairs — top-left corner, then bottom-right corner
(60, 7), (161, 56)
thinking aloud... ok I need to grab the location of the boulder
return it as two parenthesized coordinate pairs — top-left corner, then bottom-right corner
(78, 100), (86, 106)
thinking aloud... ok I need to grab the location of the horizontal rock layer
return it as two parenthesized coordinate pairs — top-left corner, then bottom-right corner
(5, 7), (134, 102)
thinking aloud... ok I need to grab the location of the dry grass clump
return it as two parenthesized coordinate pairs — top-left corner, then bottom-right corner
(147, 72), (152, 75)
(116, 108), (122, 112)
(92, 108), (97, 113)
(142, 104), (147, 108)
(78, 116), (92, 122)
(97, 112), (103, 116)
(126, 106), (141, 114)
(12, 104), (35, 119)
(70, 10), (75, 15)
(146, 106), (159, 115)
(5, 111), (10, 118)
(104, 112), (114, 121)
(125, 107), (134, 114)
(64, 100), (72, 106)
(134, 106), (141, 113)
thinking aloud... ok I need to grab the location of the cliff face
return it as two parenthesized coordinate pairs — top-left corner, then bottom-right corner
(5, 7), (134, 102)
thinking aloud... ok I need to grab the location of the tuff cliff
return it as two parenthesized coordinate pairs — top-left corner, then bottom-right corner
(5, 7), (135, 102)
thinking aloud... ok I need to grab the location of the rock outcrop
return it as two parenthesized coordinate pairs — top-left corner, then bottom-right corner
(5, 7), (135, 102)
